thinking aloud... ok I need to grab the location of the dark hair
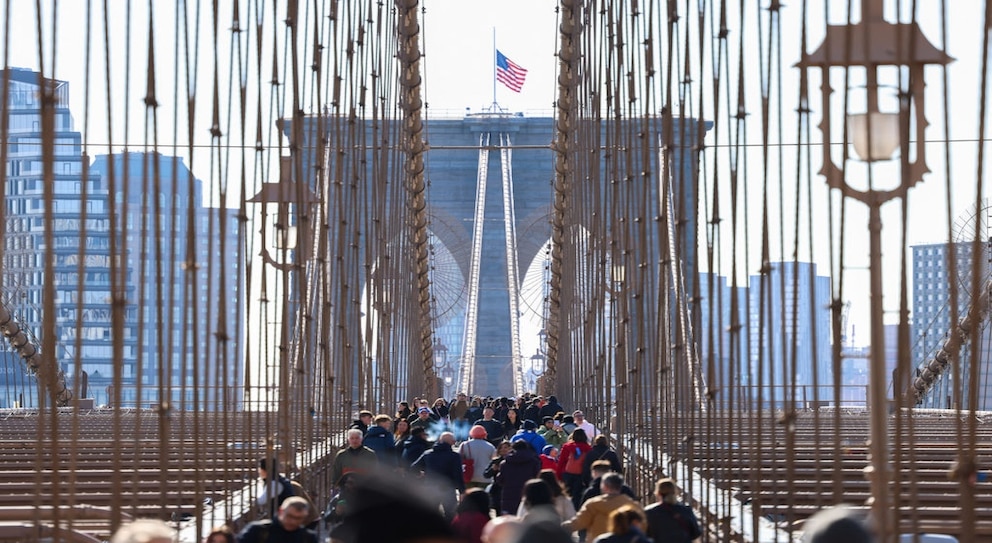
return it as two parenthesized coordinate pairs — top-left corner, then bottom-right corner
(593, 435), (609, 447)
(538, 469), (566, 498)
(570, 428), (588, 444)
(411, 426), (426, 436)
(511, 439), (530, 452)
(590, 459), (614, 474)
(205, 525), (236, 543)
(655, 478), (677, 497)
(456, 488), (491, 515)
(258, 457), (279, 474)
(522, 478), (554, 507)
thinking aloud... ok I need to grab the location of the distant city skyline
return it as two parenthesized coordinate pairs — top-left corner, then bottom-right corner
(0, 69), (243, 408)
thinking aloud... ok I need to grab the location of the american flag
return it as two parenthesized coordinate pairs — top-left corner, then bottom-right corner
(496, 50), (527, 93)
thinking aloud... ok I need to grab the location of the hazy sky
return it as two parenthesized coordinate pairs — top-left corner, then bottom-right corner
(3, 0), (989, 339)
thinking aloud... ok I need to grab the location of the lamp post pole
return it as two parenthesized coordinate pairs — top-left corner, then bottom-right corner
(866, 197), (890, 527)
(797, 1), (952, 538)
(248, 153), (318, 458)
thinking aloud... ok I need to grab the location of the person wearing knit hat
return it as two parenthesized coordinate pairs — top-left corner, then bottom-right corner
(460, 425), (497, 489)
(411, 406), (435, 431)
(539, 444), (559, 472)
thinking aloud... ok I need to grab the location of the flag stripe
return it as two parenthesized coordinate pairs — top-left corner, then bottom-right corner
(496, 50), (528, 93)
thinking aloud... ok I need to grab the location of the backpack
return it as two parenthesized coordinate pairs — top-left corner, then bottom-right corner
(564, 447), (585, 475)
(276, 475), (296, 506)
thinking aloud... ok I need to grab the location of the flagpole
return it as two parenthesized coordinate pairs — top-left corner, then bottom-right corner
(492, 28), (497, 110)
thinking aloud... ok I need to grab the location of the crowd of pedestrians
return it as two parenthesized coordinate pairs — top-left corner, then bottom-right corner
(105, 392), (877, 543)
(317, 392), (703, 543)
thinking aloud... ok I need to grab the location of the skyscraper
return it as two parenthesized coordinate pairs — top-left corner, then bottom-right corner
(1, 69), (243, 409)
(911, 242), (992, 410)
(747, 261), (832, 408)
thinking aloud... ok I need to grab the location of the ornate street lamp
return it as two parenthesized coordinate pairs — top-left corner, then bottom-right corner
(798, 1), (951, 537)
(247, 155), (319, 271)
(442, 367), (455, 394)
(247, 154), (319, 454)
(433, 338), (449, 397)
(531, 329), (548, 393)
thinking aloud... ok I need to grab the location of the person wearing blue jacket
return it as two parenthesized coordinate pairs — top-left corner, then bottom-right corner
(511, 419), (547, 453)
(362, 414), (398, 468)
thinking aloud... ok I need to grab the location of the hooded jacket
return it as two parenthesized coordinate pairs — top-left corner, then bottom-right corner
(511, 428), (547, 453)
(363, 425), (397, 466)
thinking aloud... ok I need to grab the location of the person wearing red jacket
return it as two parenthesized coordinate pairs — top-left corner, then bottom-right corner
(540, 444), (559, 472)
(451, 488), (492, 543)
(556, 428), (593, 511)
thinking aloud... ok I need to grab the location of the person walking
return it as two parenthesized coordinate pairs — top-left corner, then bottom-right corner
(591, 505), (651, 543)
(412, 431), (465, 521)
(643, 478), (702, 543)
(461, 425), (497, 489)
(562, 473), (643, 542)
(330, 429), (378, 490)
(582, 435), (622, 481)
(556, 428), (593, 511)
(511, 420), (548, 453)
(495, 439), (542, 515)
(238, 496), (319, 543)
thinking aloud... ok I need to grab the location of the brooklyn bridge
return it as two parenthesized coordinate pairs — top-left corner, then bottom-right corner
(0, 0), (990, 541)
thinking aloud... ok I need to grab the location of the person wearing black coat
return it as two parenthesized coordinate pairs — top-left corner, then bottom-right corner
(502, 408), (523, 441)
(523, 400), (541, 426)
(539, 395), (564, 420)
(643, 478), (702, 543)
(412, 431), (464, 521)
(400, 426), (431, 469)
(495, 439), (542, 515)
(239, 497), (319, 543)
(582, 435), (623, 481)
(483, 441), (512, 514)
(464, 398), (484, 425)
